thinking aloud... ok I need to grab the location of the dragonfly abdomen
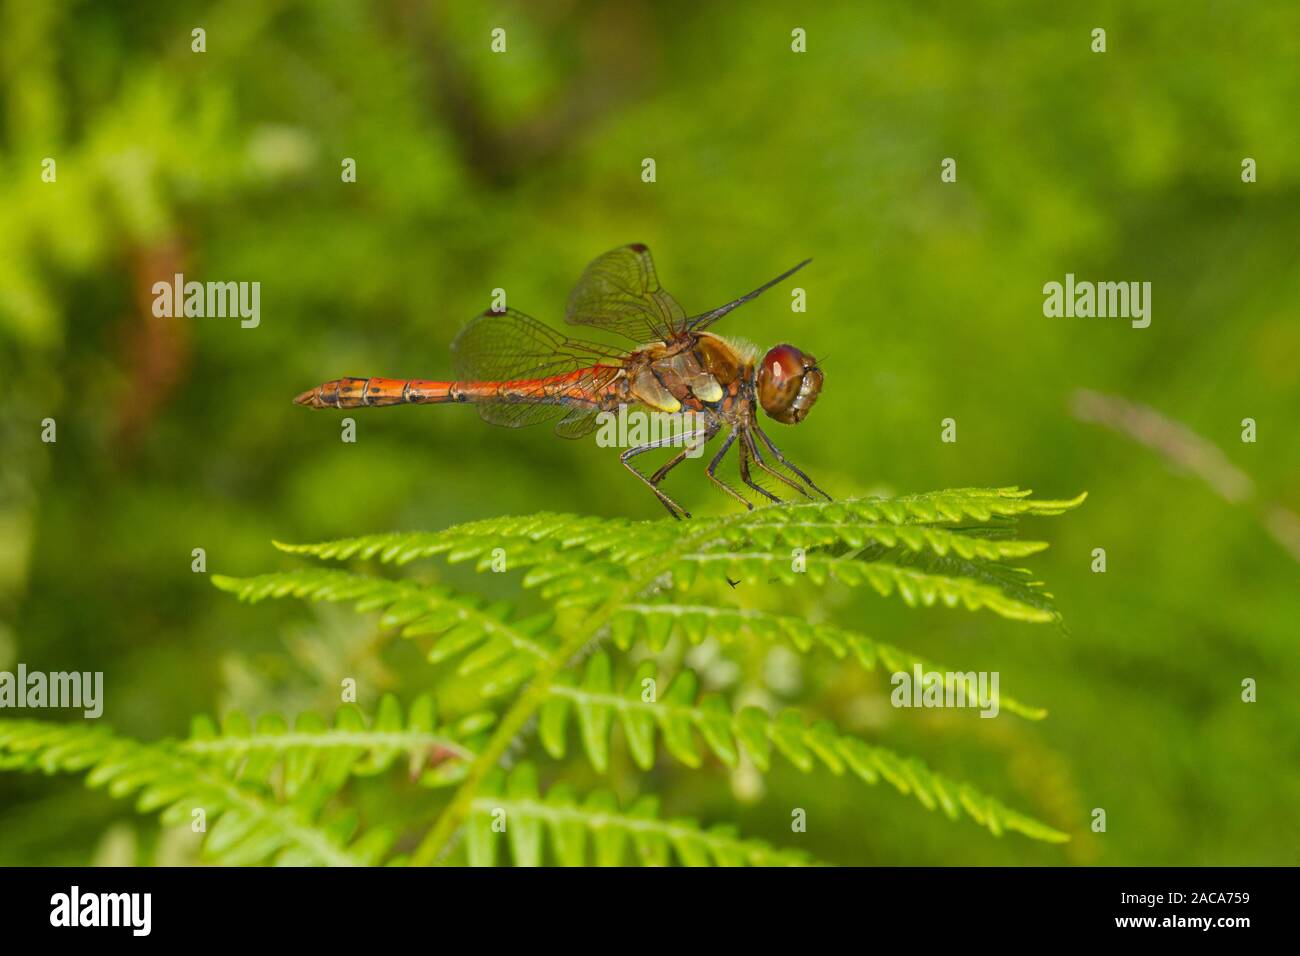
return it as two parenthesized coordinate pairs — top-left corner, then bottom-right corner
(294, 371), (618, 410)
(294, 376), (442, 408)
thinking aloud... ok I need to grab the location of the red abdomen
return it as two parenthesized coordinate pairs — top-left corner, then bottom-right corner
(293, 369), (619, 409)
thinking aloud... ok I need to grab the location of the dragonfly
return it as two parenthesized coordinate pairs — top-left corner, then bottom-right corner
(295, 244), (829, 518)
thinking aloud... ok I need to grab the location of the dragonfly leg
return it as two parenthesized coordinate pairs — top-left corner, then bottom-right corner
(753, 425), (833, 501)
(705, 428), (753, 510)
(649, 450), (690, 486)
(621, 433), (701, 519)
(742, 429), (811, 500)
(738, 433), (783, 505)
(649, 425), (716, 486)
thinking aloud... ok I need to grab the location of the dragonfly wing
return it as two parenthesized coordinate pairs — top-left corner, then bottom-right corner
(565, 244), (688, 343)
(553, 406), (605, 440)
(451, 308), (625, 430)
(685, 258), (812, 333)
(452, 307), (623, 379)
(474, 368), (621, 431)
(472, 366), (621, 432)
(472, 402), (566, 428)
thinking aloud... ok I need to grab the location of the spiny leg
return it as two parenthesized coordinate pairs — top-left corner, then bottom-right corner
(753, 425), (833, 501)
(738, 433), (783, 505)
(621, 429), (709, 519)
(651, 423), (718, 486)
(742, 428), (811, 500)
(705, 428), (753, 510)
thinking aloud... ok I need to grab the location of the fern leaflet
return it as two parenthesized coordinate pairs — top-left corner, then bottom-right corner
(465, 763), (813, 866)
(538, 653), (1066, 842)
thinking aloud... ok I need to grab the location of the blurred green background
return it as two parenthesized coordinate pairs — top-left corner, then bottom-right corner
(1, 0), (1297, 865)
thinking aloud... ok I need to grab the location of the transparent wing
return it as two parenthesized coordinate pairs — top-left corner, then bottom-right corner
(451, 308), (625, 432)
(475, 401), (569, 429)
(565, 244), (687, 343)
(685, 258), (812, 333)
(452, 307), (624, 380)
(472, 366), (620, 432)
(553, 406), (605, 440)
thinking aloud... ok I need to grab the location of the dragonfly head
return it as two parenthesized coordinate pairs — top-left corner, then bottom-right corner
(757, 344), (823, 425)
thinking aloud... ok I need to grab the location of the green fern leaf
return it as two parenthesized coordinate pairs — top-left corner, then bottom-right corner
(465, 762), (814, 866)
(0, 720), (389, 865)
(276, 490), (1083, 569)
(272, 489), (1083, 620)
(675, 552), (1058, 621)
(536, 653), (1066, 843)
(212, 569), (555, 697)
(182, 692), (491, 789)
(239, 489), (1084, 863)
(612, 602), (1046, 718)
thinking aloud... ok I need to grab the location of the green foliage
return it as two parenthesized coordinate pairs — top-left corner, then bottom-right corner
(212, 568), (557, 698)
(540, 652), (1066, 841)
(273, 489), (1084, 617)
(0, 701), (447, 866)
(465, 763), (812, 867)
(211, 566), (1046, 718)
(182, 693), (497, 790)
(5, 0), (1298, 868)
(1, 489), (1082, 864)
(609, 604), (1046, 719)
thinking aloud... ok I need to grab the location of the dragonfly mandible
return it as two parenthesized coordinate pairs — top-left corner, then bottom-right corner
(295, 244), (829, 518)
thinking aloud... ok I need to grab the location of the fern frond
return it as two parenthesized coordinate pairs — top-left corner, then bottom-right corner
(214, 568), (1045, 718)
(272, 489), (1084, 620)
(611, 603), (1046, 719)
(716, 516), (1050, 560)
(275, 490), (1084, 569)
(212, 569), (555, 696)
(675, 552), (1058, 622)
(537, 653), (1066, 843)
(274, 537), (630, 612)
(465, 762), (813, 866)
(274, 512), (662, 567)
(246, 489), (1083, 862)
(0, 720), (391, 865)
(182, 693), (492, 789)
(742, 488), (1087, 525)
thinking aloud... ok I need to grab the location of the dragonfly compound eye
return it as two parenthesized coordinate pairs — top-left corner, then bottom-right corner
(758, 344), (823, 425)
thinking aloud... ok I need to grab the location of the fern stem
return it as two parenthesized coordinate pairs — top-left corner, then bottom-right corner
(414, 668), (573, 863)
